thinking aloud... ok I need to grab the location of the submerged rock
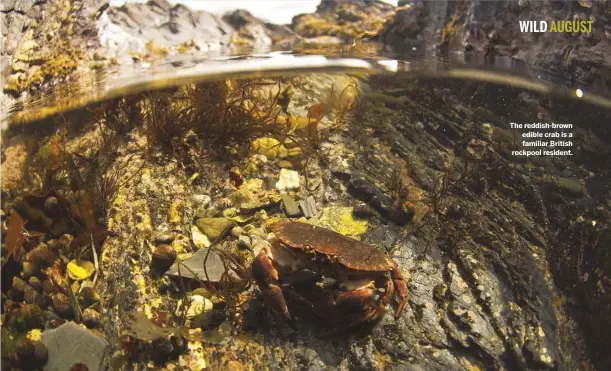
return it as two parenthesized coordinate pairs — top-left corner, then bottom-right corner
(166, 249), (229, 283)
(276, 169), (300, 192)
(281, 194), (301, 217)
(42, 322), (109, 371)
(195, 218), (236, 242)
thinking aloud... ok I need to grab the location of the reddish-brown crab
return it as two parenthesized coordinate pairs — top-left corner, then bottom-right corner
(251, 221), (408, 330)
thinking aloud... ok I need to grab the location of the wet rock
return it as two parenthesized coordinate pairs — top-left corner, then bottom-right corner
(67, 260), (95, 281)
(281, 194), (301, 217)
(311, 207), (368, 238)
(78, 285), (100, 308)
(352, 203), (378, 219)
(191, 194), (211, 208)
(176, 294), (213, 328)
(230, 226), (243, 237)
(25, 243), (56, 270)
(195, 217), (236, 242)
(44, 196), (60, 217)
(191, 225), (211, 249)
(41, 280), (57, 295)
(238, 235), (252, 250)
(16, 337), (48, 369)
(42, 322), (109, 371)
(365, 225), (399, 252)
(153, 231), (175, 245)
(28, 276), (42, 291)
(82, 308), (102, 328)
(11, 303), (45, 331)
(276, 169), (300, 192)
(299, 196), (318, 219)
(348, 172), (413, 225)
(152, 244), (177, 273)
(446, 204), (465, 220)
(166, 248), (229, 283)
(52, 294), (72, 319)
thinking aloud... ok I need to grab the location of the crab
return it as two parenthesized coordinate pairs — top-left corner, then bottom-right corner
(251, 221), (408, 330)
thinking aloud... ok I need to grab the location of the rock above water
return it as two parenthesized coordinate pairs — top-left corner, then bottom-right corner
(42, 322), (109, 371)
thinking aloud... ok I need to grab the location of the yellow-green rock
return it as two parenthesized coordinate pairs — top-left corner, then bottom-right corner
(67, 260), (95, 281)
(195, 218), (237, 241)
(250, 137), (287, 160)
(311, 207), (368, 238)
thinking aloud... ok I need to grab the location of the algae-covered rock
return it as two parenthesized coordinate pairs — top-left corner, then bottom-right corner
(250, 137), (287, 159)
(195, 218), (237, 242)
(311, 207), (368, 238)
(67, 260), (95, 281)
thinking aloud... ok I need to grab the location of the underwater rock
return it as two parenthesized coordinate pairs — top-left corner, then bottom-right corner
(42, 322), (109, 371)
(191, 225), (212, 249)
(238, 235), (252, 250)
(276, 169), (300, 192)
(16, 337), (48, 369)
(311, 207), (368, 238)
(281, 194), (301, 217)
(191, 194), (211, 208)
(166, 248), (228, 283)
(176, 294), (214, 328)
(51, 293), (72, 319)
(78, 285), (100, 308)
(153, 231), (175, 245)
(195, 218), (236, 242)
(82, 308), (102, 329)
(299, 196), (318, 219)
(348, 172), (413, 225)
(152, 244), (177, 273)
(67, 260), (95, 281)
(250, 137), (287, 160)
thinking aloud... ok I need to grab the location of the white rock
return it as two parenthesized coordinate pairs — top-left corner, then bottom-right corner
(176, 295), (213, 327)
(275, 169), (300, 191)
(191, 226), (211, 249)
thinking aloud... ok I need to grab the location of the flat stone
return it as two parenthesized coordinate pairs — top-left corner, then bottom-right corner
(42, 322), (109, 371)
(166, 248), (227, 283)
(298, 196), (318, 218)
(195, 218), (236, 241)
(281, 194), (301, 217)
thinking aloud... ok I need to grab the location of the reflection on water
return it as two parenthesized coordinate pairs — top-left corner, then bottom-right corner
(1, 52), (610, 370)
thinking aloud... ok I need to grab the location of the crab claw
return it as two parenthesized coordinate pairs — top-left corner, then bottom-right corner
(391, 266), (408, 318)
(252, 248), (279, 287)
(262, 284), (291, 321)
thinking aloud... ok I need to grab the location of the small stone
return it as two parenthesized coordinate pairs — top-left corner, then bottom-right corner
(222, 208), (236, 217)
(281, 194), (301, 217)
(59, 234), (73, 249)
(195, 218), (236, 241)
(230, 226), (243, 237)
(28, 276), (42, 291)
(276, 169), (300, 191)
(152, 244), (177, 273)
(52, 294), (72, 319)
(166, 249), (230, 283)
(352, 203), (377, 219)
(67, 260), (95, 281)
(25, 243), (55, 269)
(78, 286), (100, 307)
(42, 280), (57, 295)
(82, 308), (102, 328)
(238, 235), (252, 250)
(299, 196), (318, 218)
(176, 294), (213, 328)
(44, 196), (60, 217)
(191, 226), (211, 249)
(191, 194), (211, 208)
(154, 232), (175, 245)
(276, 160), (293, 169)
(169, 200), (185, 224)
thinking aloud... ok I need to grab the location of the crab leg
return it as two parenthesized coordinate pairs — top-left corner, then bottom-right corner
(391, 265), (408, 318)
(252, 248), (292, 321)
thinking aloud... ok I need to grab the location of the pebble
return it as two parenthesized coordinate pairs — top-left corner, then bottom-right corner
(276, 169), (300, 191)
(191, 194), (211, 208)
(28, 276), (42, 291)
(152, 244), (177, 273)
(44, 196), (60, 217)
(154, 232), (175, 245)
(195, 217), (236, 241)
(231, 226), (243, 237)
(82, 308), (102, 328)
(191, 226), (212, 249)
(238, 235), (252, 250)
(176, 295), (213, 328)
(42, 280), (57, 295)
(281, 194), (301, 217)
(299, 196), (318, 218)
(52, 294), (72, 319)
(78, 285), (100, 307)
